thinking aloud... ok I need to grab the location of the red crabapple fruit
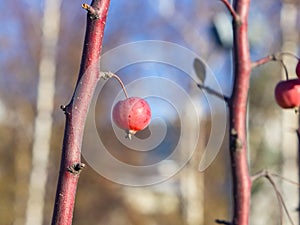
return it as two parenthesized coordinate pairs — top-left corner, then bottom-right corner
(112, 97), (151, 139)
(274, 79), (300, 109)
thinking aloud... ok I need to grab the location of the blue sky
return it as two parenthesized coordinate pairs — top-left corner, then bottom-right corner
(0, 0), (284, 108)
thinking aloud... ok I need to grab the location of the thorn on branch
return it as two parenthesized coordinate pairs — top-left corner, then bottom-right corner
(230, 129), (243, 151)
(67, 163), (86, 175)
(215, 219), (232, 225)
(60, 104), (71, 115)
(60, 105), (66, 111)
(82, 3), (100, 20)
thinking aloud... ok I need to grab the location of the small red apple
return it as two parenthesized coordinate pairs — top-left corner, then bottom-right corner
(112, 97), (151, 139)
(274, 79), (300, 109)
(296, 60), (300, 78)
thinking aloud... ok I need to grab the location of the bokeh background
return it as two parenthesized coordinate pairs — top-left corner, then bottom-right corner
(1, 0), (300, 224)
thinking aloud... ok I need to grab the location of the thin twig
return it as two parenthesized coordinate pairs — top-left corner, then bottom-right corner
(252, 51), (299, 68)
(251, 169), (267, 182)
(266, 174), (295, 225)
(252, 169), (300, 188)
(251, 170), (296, 225)
(251, 54), (289, 80)
(251, 55), (275, 68)
(266, 173), (284, 225)
(197, 83), (230, 103)
(270, 172), (300, 188)
(220, 0), (238, 20)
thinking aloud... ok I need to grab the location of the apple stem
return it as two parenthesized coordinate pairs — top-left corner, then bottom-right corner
(101, 71), (129, 99)
(276, 51), (300, 61)
(278, 60), (289, 80)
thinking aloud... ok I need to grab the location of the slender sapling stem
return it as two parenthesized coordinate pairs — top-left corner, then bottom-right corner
(51, 1), (111, 225)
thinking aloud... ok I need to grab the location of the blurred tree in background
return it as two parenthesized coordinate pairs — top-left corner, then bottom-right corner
(0, 0), (299, 225)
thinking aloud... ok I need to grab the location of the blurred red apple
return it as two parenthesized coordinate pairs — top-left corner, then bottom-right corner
(274, 79), (300, 108)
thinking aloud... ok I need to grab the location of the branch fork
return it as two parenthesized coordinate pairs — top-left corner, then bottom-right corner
(220, 0), (239, 21)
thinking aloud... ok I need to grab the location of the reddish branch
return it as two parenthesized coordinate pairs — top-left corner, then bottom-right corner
(251, 55), (274, 68)
(227, 0), (252, 224)
(51, 1), (111, 225)
(220, 0), (238, 20)
(252, 52), (299, 69)
(251, 54), (289, 80)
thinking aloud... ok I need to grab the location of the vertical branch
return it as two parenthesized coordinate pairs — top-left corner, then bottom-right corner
(228, 0), (252, 225)
(298, 127), (300, 225)
(51, 1), (111, 225)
